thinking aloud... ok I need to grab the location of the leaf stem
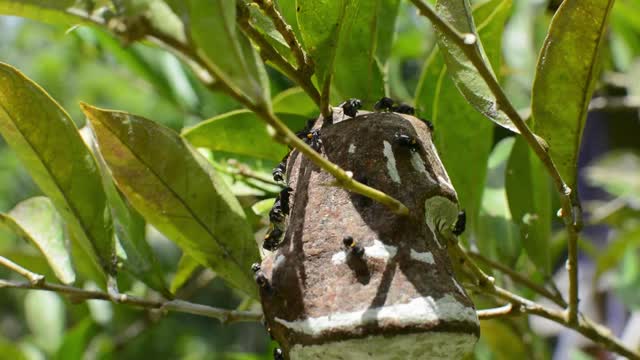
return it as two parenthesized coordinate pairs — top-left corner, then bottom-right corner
(0, 256), (44, 285)
(409, 0), (580, 324)
(477, 303), (514, 319)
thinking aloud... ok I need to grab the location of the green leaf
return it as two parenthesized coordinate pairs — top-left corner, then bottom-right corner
(81, 103), (259, 297)
(0, 337), (27, 360)
(531, 0), (615, 189)
(251, 198), (276, 217)
(25, 291), (65, 354)
(80, 126), (170, 298)
(170, 253), (202, 294)
(506, 137), (551, 274)
(0, 197), (75, 284)
(0, 0), (83, 25)
(584, 150), (640, 202)
(53, 318), (97, 360)
(596, 225), (640, 278)
(476, 138), (520, 264)
(119, 0), (187, 44)
(272, 87), (318, 117)
(415, 0), (511, 238)
(187, 0), (270, 106)
(182, 110), (308, 162)
(433, 0), (518, 132)
(0, 62), (113, 279)
(298, 0), (395, 106)
(246, 3), (295, 65)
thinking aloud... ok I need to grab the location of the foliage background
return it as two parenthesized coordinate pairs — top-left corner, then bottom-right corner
(0, 0), (639, 359)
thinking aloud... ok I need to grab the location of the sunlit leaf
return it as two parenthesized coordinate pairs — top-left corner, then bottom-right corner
(182, 110), (308, 162)
(584, 150), (640, 204)
(80, 126), (170, 298)
(596, 225), (640, 278)
(0, 62), (113, 279)
(433, 0), (517, 132)
(53, 318), (96, 360)
(531, 0), (615, 189)
(506, 137), (551, 274)
(170, 253), (202, 294)
(0, 0), (84, 25)
(25, 291), (65, 354)
(187, 0), (270, 106)
(81, 104), (259, 297)
(272, 87), (318, 117)
(480, 320), (528, 360)
(415, 0), (510, 238)
(251, 198), (275, 217)
(476, 138), (520, 264)
(0, 197), (75, 284)
(119, 0), (187, 44)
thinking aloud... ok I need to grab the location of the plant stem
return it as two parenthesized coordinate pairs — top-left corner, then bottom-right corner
(409, 0), (580, 324)
(252, 0), (312, 73)
(0, 278), (261, 324)
(477, 303), (515, 319)
(468, 251), (567, 307)
(0, 256), (44, 285)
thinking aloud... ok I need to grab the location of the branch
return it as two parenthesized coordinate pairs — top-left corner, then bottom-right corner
(226, 159), (282, 187)
(467, 251), (567, 307)
(0, 256), (44, 285)
(477, 303), (516, 320)
(252, 0), (312, 73)
(0, 278), (261, 324)
(448, 239), (640, 359)
(408, 0), (580, 324)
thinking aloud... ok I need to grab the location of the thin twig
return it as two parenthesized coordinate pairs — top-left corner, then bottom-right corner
(0, 278), (261, 323)
(468, 251), (567, 307)
(226, 159), (282, 187)
(0, 256), (44, 285)
(409, 0), (580, 324)
(477, 303), (516, 319)
(252, 0), (312, 72)
(236, 14), (321, 108)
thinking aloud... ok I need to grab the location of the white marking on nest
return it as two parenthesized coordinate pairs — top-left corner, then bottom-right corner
(273, 254), (286, 269)
(383, 141), (401, 184)
(453, 278), (466, 296)
(275, 294), (478, 336)
(331, 240), (397, 265)
(410, 152), (436, 184)
(410, 249), (435, 264)
(348, 143), (356, 154)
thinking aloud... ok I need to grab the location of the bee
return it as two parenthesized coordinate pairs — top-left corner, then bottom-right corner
(374, 96), (395, 112)
(340, 98), (362, 118)
(273, 348), (284, 360)
(303, 129), (322, 151)
(272, 153), (289, 183)
(394, 133), (420, 152)
(251, 263), (273, 293)
(420, 117), (435, 132)
(452, 210), (466, 236)
(392, 103), (415, 115)
(263, 227), (284, 251)
(343, 236), (365, 258)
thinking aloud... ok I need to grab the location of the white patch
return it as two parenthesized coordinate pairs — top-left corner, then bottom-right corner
(410, 249), (435, 264)
(424, 196), (459, 248)
(438, 175), (456, 193)
(383, 141), (401, 184)
(348, 143), (356, 154)
(274, 254), (286, 269)
(410, 152), (436, 184)
(453, 278), (466, 296)
(275, 294), (478, 337)
(331, 240), (398, 265)
(289, 332), (478, 360)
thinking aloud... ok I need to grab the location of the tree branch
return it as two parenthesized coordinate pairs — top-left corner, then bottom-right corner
(0, 278), (261, 324)
(408, 0), (580, 324)
(0, 255), (44, 285)
(477, 303), (516, 319)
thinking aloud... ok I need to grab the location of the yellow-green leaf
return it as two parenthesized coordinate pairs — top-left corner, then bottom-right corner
(81, 104), (259, 297)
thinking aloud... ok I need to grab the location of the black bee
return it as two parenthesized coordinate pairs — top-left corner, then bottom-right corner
(374, 96), (395, 112)
(272, 155), (288, 183)
(394, 133), (420, 152)
(273, 348), (284, 360)
(263, 227), (284, 251)
(341, 98), (362, 117)
(420, 117), (435, 132)
(343, 236), (365, 258)
(251, 263), (273, 293)
(269, 187), (292, 225)
(452, 210), (466, 236)
(303, 128), (322, 151)
(392, 103), (415, 115)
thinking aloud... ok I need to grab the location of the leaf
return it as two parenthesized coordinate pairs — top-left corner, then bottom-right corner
(584, 150), (640, 203)
(0, 0), (82, 25)
(506, 137), (551, 274)
(81, 103), (259, 297)
(53, 318), (97, 360)
(251, 198), (275, 217)
(119, 0), (187, 44)
(415, 0), (511, 238)
(433, 0), (517, 132)
(187, 0), (270, 106)
(0, 197), (75, 284)
(182, 110), (308, 161)
(479, 320), (528, 360)
(531, 0), (615, 189)
(272, 87), (318, 117)
(80, 126), (170, 298)
(25, 291), (65, 354)
(0, 62), (113, 279)
(298, 0), (396, 106)
(170, 253), (202, 294)
(246, 4), (295, 65)
(476, 138), (520, 264)
(596, 225), (640, 278)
